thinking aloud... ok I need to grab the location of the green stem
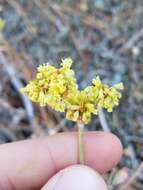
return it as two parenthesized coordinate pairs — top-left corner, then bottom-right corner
(77, 122), (84, 165)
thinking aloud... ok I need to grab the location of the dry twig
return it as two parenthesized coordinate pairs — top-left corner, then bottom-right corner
(98, 107), (111, 132)
(0, 52), (34, 123)
(119, 162), (143, 190)
(119, 27), (143, 53)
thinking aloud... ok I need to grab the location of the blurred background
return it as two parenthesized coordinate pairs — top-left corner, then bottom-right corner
(0, 0), (143, 189)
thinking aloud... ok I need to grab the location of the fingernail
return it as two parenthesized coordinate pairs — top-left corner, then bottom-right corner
(41, 165), (108, 190)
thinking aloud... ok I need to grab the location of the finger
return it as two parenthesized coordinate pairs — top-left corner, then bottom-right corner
(41, 165), (108, 190)
(0, 132), (122, 190)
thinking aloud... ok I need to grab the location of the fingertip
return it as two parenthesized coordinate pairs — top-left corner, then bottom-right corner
(106, 132), (123, 160)
(41, 165), (108, 190)
(103, 132), (123, 169)
(100, 131), (123, 156)
(85, 131), (123, 173)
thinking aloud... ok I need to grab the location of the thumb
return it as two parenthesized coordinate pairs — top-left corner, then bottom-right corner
(41, 165), (108, 190)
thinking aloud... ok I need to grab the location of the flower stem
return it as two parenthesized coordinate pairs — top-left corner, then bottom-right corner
(77, 122), (84, 165)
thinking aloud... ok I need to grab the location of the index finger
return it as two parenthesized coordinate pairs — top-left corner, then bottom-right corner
(0, 132), (122, 190)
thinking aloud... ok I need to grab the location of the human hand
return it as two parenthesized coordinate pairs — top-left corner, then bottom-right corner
(0, 132), (122, 190)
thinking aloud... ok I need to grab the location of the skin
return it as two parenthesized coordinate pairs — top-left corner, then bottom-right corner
(0, 131), (123, 190)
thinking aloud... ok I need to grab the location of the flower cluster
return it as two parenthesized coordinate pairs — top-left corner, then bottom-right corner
(21, 58), (123, 124)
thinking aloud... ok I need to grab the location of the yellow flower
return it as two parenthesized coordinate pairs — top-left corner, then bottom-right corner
(0, 18), (5, 30)
(21, 58), (124, 124)
(65, 90), (98, 124)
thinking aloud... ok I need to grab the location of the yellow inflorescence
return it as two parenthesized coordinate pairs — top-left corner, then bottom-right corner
(21, 58), (124, 124)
